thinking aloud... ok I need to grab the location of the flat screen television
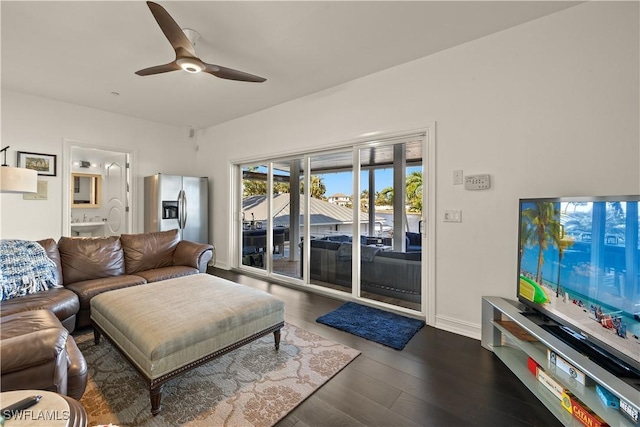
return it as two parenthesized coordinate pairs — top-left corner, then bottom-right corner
(517, 195), (640, 377)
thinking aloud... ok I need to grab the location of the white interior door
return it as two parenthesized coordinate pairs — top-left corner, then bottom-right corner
(103, 154), (128, 236)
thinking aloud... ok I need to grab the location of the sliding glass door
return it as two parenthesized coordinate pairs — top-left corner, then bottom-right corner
(306, 150), (354, 294)
(358, 140), (423, 311)
(236, 133), (425, 313)
(240, 165), (268, 271)
(271, 158), (304, 280)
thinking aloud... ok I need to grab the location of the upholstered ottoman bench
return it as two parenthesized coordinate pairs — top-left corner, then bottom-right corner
(90, 273), (284, 415)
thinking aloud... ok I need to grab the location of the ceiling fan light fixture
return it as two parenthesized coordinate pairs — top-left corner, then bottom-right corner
(177, 58), (204, 73)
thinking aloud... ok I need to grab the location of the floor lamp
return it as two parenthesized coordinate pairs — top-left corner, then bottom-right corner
(0, 146), (37, 193)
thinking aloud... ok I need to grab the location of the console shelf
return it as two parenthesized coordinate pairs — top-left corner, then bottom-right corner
(482, 296), (640, 427)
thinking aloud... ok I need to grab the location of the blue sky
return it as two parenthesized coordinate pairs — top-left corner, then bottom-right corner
(248, 165), (420, 196)
(320, 167), (420, 196)
(320, 170), (385, 196)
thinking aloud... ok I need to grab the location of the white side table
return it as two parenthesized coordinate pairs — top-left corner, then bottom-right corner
(0, 390), (87, 427)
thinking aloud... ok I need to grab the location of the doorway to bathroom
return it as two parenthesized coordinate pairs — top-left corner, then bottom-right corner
(62, 140), (134, 237)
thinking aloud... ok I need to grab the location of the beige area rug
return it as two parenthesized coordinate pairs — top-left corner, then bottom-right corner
(75, 323), (360, 427)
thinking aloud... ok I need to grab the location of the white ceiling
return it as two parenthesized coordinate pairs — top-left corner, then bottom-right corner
(2, 1), (580, 130)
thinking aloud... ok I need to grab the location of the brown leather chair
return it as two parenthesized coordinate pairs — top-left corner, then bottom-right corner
(0, 310), (87, 400)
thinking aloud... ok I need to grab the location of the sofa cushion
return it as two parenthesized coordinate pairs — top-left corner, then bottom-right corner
(37, 238), (63, 285)
(64, 275), (147, 311)
(0, 287), (80, 326)
(0, 239), (60, 300)
(325, 235), (351, 242)
(405, 232), (422, 252)
(59, 236), (125, 284)
(377, 251), (421, 262)
(120, 229), (180, 274)
(309, 239), (342, 251)
(406, 232), (421, 246)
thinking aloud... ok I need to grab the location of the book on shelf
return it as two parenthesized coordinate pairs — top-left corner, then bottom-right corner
(536, 367), (564, 401)
(527, 357), (539, 376)
(561, 390), (573, 414)
(567, 391), (609, 427)
(546, 349), (591, 386)
(620, 398), (640, 426)
(595, 384), (619, 410)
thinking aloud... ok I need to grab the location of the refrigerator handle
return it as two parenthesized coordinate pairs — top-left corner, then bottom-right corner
(182, 190), (188, 229)
(178, 190), (186, 230)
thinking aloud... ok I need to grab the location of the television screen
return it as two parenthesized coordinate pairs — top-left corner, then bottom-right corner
(517, 196), (640, 374)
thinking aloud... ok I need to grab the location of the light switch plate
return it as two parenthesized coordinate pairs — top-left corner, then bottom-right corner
(453, 170), (464, 185)
(444, 210), (462, 222)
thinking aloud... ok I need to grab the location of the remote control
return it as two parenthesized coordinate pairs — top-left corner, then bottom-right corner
(1, 395), (42, 418)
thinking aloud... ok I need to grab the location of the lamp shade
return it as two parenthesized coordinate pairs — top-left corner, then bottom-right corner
(0, 166), (38, 193)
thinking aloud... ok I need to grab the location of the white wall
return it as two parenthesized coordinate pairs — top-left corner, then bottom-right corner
(0, 90), (199, 240)
(196, 2), (640, 338)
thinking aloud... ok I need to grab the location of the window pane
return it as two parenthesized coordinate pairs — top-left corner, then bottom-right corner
(241, 165), (267, 271)
(306, 151), (353, 294)
(359, 142), (422, 311)
(272, 159), (304, 279)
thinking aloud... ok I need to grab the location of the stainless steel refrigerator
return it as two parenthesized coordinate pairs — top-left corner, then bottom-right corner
(144, 174), (209, 243)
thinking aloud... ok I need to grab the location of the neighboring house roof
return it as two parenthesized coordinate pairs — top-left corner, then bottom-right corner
(242, 194), (366, 227)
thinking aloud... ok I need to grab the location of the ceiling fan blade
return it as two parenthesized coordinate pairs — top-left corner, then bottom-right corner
(203, 63), (266, 83)
(146, 1), (196, 57)
(135, 61), (181, 76)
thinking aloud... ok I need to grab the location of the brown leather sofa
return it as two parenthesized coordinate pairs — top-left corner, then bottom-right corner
(0, 229), (213, 400)
(1, 229), (214, 330)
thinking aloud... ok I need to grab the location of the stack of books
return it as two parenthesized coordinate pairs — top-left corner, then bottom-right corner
(527, 355), (610, 427)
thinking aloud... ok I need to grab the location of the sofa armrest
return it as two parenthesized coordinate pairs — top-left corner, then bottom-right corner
(65, 336), (87, 400)
(1, 311), (69, 395)
(1, 329), (67, 373)
(173, 241), (214, 273)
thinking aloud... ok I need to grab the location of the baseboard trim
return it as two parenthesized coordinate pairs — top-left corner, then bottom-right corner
(211, 261), (230, 270)
(435, 314), (481, 341)
(207, 267), (482, 341)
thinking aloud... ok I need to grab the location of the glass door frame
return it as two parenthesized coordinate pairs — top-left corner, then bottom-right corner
(230, 125), (435, 323)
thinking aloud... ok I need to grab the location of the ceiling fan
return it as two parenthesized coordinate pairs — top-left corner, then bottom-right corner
(135, 1), (266, 83)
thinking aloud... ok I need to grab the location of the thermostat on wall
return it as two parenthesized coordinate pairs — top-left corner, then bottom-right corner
(465, 174), (491, 190)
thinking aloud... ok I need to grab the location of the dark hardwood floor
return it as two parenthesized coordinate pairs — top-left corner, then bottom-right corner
(208, 268), (561, 427)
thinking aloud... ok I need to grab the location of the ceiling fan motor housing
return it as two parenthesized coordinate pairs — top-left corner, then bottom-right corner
(177, 57), (204, 73)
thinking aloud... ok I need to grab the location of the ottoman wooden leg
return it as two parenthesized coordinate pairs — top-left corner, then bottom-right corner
(93, 328), (101, 345)
(274, 329), (281, 350)
(150, 384), (164, 415)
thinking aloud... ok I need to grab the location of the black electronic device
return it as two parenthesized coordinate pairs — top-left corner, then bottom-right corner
(540, 324), (640, 380)
(1, 395), (42, 419)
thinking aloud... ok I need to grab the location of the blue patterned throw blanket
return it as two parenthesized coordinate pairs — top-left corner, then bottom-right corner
(0, 240), (60, 301)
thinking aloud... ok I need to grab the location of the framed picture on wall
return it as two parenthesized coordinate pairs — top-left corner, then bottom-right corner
(17, 151), (57, 176)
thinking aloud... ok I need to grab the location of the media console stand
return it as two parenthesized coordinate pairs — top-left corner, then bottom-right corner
(482, 296), (640, 426)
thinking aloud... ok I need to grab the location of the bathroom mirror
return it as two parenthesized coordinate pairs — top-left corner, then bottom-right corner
(71, 173), (101, 208)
